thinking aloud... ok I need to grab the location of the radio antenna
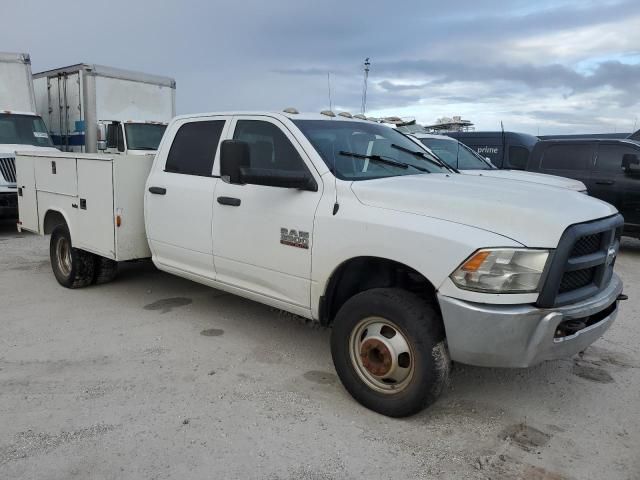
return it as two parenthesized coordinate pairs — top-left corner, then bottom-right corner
(327, 71), (339, 215)
(327, 72), (333, 113)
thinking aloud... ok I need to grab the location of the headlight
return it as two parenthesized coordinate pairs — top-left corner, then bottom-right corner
(451, 248), (549, 293)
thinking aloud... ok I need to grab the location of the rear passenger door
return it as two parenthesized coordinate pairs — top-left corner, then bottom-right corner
(592, 143), (640, 227)
(537, 143), (593, 187)
(145, 116), (230, 280)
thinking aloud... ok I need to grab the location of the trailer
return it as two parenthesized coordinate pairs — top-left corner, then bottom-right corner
(33, 64), (176, 155)
(0, 52), (37, 113)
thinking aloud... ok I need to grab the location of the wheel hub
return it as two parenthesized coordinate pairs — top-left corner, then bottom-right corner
(56, 237), (72, 277)
(360, 338), (392, 376)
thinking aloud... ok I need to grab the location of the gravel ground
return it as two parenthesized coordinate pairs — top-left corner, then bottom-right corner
(1, 218), (639, 480)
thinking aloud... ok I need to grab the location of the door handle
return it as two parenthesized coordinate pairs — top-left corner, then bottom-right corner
(217, 196), (241, 207)
(595, 180), (615, 185)
(148, 186), (167, 195)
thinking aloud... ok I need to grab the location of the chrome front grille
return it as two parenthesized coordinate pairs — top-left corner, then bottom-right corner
(0, 157), (16, 183)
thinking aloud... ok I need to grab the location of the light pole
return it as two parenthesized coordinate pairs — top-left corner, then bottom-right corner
(361, 58), (370, 115)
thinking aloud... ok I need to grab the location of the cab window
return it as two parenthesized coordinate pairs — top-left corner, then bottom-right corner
(165, 120), (225, 176)
(233, 120), (307, 172)
(596, 144), (640, 173)
(508, 146), (529, 170)
(541, 144), (592, 171)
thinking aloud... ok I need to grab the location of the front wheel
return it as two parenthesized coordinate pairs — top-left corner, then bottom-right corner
(331, 288), (450, 417)
(50, 224), (95, 288)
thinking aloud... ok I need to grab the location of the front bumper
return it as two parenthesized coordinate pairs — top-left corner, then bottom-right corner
(437, 273), (623, 368)
(0, 191), (18, 218)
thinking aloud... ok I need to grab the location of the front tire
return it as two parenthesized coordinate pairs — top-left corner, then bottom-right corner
(331, 288), (450, 417)
(50, 224), (95, 288)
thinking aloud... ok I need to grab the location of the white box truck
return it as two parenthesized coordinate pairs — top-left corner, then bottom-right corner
(33, 63), (176, 155)
(15, 110), (625, 417)
(0, 52), (57, 218)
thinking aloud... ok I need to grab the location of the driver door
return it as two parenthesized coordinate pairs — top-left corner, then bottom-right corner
(211, 116), (322, 311)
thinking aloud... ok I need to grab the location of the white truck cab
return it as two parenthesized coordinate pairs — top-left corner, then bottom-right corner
(97, 120), (168, 156)
(0, 52), (58, 217)
(409, 132), (587, 192)
(15, 111), (624, 417)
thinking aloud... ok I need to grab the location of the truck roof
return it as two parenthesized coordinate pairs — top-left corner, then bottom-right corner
(172, 111), (377, 123)
(536, 138), (640, 147)
(446, 130), (539, 147)
(33, 63), (175, 89)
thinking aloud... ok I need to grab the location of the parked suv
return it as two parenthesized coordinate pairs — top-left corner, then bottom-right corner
(527, 139), (640, 237)
(446, 131), (539, 169)
(410, 133), (586, 192)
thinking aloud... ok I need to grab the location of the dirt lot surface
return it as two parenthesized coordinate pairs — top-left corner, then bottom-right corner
(1, 219), (639, 479)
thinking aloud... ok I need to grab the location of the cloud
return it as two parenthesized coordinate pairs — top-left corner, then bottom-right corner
(378, 81), (431, 92)
(0, 0), (638, 134)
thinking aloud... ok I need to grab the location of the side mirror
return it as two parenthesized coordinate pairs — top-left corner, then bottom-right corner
(622, 153), (639, 170)
(97, 124), (107, 150)
(220, 140), (250, 184)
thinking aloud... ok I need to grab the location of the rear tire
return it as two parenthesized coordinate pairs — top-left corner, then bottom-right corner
(331, 288), (450, 417)
(50, 224), (95, 289)
(93, 256), (118, 285)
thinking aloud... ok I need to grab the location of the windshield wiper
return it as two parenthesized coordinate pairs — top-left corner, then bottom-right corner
(390, 143), (458, 173)
(338, 151), (428, 172)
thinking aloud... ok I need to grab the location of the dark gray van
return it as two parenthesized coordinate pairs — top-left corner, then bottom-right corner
(445, 131), (538, 169)
(527, 139), (640, 237)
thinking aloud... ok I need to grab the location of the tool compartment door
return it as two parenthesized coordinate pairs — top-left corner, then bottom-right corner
(34, 156), (78, 196)
(15, 155), (39, 233)
(74, 158), (116, 258)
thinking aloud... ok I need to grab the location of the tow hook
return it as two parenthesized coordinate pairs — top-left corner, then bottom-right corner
(617, 293), (628, 301)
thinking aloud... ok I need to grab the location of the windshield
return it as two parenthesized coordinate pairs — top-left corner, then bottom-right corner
(419, 137), (492, 170)
(0, 114), (53, 147)
(124, 123), (167, 151)
(293, 120), (449, 180)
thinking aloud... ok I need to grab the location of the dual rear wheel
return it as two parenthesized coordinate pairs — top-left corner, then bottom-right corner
(50, 224), (118, 288)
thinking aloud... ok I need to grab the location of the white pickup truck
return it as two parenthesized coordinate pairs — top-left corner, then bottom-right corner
(15, 111), (624, 417)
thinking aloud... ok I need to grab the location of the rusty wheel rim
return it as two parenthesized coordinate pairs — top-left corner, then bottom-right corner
(349, 317), (414, 394)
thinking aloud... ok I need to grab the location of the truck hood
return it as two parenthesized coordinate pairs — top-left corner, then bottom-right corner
(0, 145), (58, 155)
(350, 174), (617, 247)
(463, 169), (586, 192)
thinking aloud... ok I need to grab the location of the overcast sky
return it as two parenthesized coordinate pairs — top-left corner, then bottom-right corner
(2, 0), (639, 134)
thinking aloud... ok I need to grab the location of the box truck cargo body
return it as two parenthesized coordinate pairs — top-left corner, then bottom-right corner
(0, 52), (57, 217)
(33, 64), (176, 154)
